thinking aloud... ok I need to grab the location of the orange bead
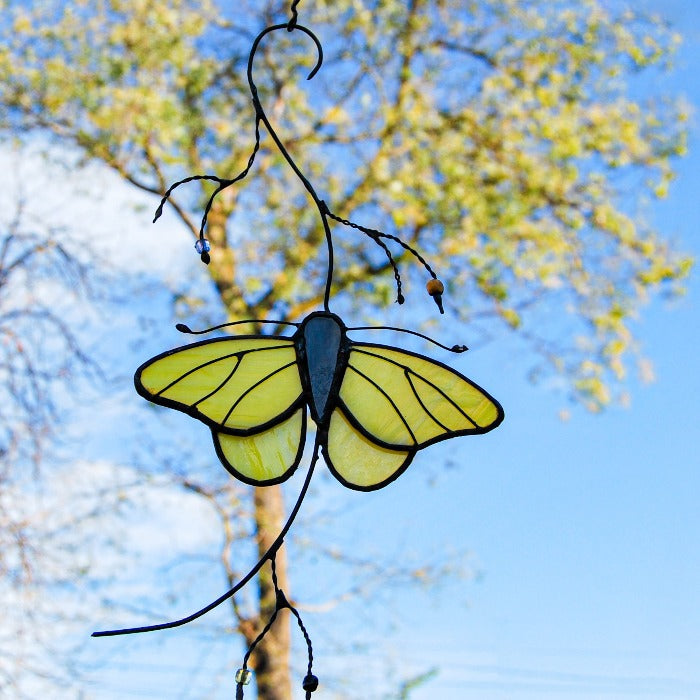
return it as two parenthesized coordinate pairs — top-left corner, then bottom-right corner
(426, 278), (444, 296)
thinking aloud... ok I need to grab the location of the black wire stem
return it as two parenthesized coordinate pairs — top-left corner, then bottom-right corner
(235, 553), (317, 699)
(246, 23), (336, 312)
(92, 439), (320, 637)
(287, 0), (301, 30)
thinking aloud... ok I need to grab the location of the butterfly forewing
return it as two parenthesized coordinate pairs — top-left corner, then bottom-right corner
(135, 337), (303, 433)
(336, 343), (503, 449)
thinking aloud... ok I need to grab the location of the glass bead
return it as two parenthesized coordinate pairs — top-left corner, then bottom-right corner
(235, 668), (252, 685)
(302, 673), (319, 691)
(426, 278), (444, 296)
(195, 238), (211, 254)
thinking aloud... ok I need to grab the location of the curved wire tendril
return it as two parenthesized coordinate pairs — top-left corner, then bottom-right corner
(152, 19), (445, 311)
(92, 438), (320, 638)
(236, 553), (317, 699)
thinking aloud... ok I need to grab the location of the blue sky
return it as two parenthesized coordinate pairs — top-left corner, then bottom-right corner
(305, 2), (700, 697)
(24, 1), (698, 698)
(392, 1), (700, 696)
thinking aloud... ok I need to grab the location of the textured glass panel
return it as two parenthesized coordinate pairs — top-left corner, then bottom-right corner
(224, 364), (302, 429)
(142, 352), (241, 402)
(344, 353), (443, 444)
(466, 394), (501, 427)
(188, 346), (296, 417)
(410, 374), (476, 431)
(139, 340), (301, 429)
(216, 408), (304, 483)
(141, 339), (293, 395)
(339, 366), (415, 446)
(326, 409), (409, 488)
(353, 346), (501, 431)
(345, 353), (450, 445)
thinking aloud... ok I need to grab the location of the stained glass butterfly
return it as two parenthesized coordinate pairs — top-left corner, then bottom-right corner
(135, 311), (503, 491)
(94, 17), (505, 667)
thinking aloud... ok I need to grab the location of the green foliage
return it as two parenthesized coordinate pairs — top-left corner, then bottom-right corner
(395, 667), (439, 699)
(0, 0), (691, 409)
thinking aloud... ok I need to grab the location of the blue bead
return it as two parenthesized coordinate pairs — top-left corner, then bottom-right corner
(195, 238), (211, 254)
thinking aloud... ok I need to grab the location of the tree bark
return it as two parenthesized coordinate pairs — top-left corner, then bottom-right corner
(207, 206), (250, 319)
(247, 484), (292, 700)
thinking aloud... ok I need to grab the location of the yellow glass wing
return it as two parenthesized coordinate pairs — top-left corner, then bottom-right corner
(214, 408), (306, 486)
(135, 337), (303, 433)
(324, 343), (503, 490)
(324, 408), (412, 491)
(338, 344), (503, 449)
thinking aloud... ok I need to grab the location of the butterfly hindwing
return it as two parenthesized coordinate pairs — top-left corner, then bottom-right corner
(135, 335), (306, 485)
(324, 342), (504, 490)
(324, 407), (413, 491)
(214, 407), (307, 486)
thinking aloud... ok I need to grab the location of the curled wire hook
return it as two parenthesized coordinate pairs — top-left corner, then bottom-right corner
(246, 23), (335, 310)
(248, 23), (323, 84)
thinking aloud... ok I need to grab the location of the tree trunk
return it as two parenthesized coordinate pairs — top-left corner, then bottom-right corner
(206, 213), (292, 700)
(248, 484), (292, 700)
(207, 206), (250, 319)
